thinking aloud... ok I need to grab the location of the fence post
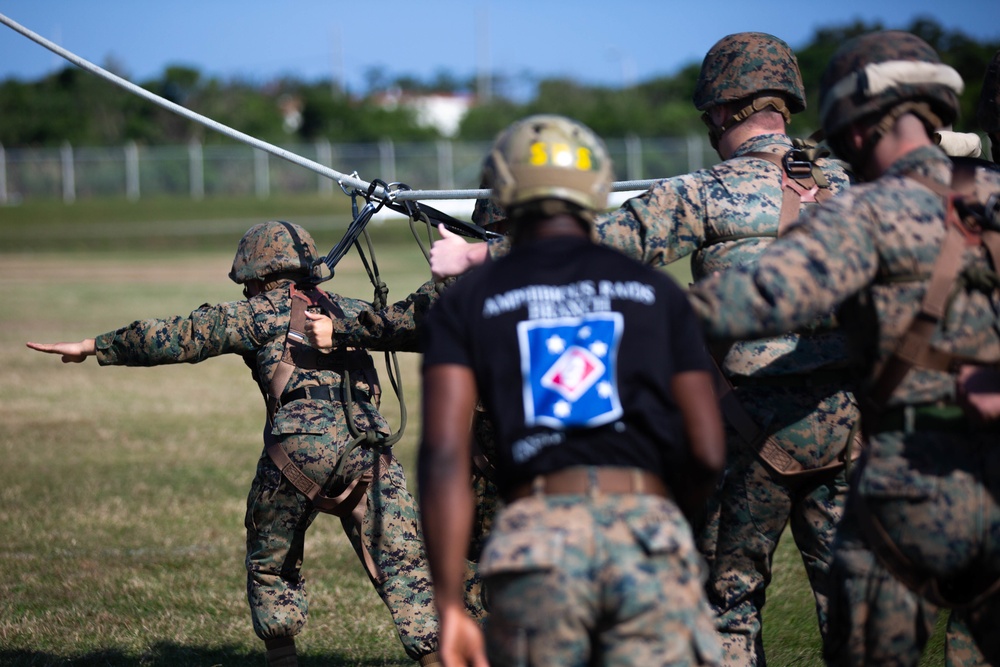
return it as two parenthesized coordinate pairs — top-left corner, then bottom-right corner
(254, 148), (270, 199)
(125, 140), (140, 201)
(0, 143), (6, 205)
(316, 139), (334, 197)
(379, 138), (396, 184)
(61, 141), (75, 203)
(189, 139), (204, 200)
(436, 139), (454, 190)
(687, 134), (704, 173)
(625, 133), (642, 181)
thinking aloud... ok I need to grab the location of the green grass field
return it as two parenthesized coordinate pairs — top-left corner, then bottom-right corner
(0, 197), (945, 665)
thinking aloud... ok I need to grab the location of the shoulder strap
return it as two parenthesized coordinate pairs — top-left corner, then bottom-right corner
(745, 148), (834, 235)
(266, 284), (313, 421)
(868, 162), (1000, 410)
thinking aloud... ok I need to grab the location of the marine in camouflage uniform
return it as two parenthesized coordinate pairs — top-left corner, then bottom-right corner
(687, 31), (1000, 667)
(28, 221), (442, 667)
(418, 115), (726, 667)
(599, 33), (856, 667)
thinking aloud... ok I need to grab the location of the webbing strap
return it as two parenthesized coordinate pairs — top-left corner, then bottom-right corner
(745, 150), (833, 235)
(868, 164), (1000, 410)
(267, 285), (313, 421)
(713, 362), (861, 477)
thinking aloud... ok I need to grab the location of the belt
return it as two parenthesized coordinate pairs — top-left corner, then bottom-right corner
(872, 403), (973, 434)
(729, 369), (853, 388)
(280, 384), (369, 407)
(505, 466), (670, 503)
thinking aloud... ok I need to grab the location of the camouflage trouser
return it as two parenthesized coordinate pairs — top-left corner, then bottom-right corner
(480, 491), (722, 667)
(244, 412), (439, 661)
(696, 384), (858, 667)
(824, 427), (1000, 667)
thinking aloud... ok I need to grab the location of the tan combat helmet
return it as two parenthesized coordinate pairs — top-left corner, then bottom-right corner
(818, 30), (963, 167)
(693, 32), (806, 147)
(481, 114), (613, 223)
(229, 220), (326, 285)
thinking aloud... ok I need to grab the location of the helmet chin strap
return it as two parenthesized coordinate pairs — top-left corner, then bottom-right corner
(703, 96), (792, 155)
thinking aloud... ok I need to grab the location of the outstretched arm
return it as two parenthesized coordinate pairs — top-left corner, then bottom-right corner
(26, 339), (97, 364)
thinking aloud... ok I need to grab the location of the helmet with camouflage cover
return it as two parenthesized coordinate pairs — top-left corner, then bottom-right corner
(693, 32), (806, 115)
(977, 49), (1000, 134)
(481, 114), (612, 220)
(818, 31), (963, 144)
(229, 220), (326, 284)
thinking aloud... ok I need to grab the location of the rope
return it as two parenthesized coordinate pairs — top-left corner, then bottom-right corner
(0, 11), (661, 201)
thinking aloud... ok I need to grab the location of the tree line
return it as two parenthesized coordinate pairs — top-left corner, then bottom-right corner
(1, 17), (996, 148)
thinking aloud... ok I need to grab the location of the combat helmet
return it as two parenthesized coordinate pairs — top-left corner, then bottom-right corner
(693, 32), (805, 149)
(481, 114), (613, 221)
(818, 31), (963, 145)
(977, 49), (1000, 134)
(229, 220), (326, 285)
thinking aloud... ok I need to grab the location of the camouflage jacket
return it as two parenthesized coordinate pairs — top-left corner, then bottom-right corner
(94, 283), (386, 431)
(689, 145), (1000, 406)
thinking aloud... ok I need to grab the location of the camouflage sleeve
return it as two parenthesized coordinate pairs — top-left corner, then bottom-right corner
(688, 195), (879, 340)
(94, 299), (271, 367)
(597, 173), (707, 267)
(325, 280), (446, 352)
(486, 236), (511, 260)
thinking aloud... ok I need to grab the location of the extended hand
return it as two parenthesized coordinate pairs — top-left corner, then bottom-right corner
(430, 226), (489, 282)
(957, 365), (1000, 423)
(26, 339), (96, 363)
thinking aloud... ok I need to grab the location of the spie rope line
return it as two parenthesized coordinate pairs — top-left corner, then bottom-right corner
(0, 11), (660, 203)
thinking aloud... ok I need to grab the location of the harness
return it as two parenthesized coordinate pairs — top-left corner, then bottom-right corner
(867, 163), (1000, 411)
(715, 144), (859, 479)
(857, 161), (1000, 609)
(259, 283), (391, 583)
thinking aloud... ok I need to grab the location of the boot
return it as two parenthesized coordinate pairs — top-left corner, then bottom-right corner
(264, 636), (298, 667)
(418, 651), (442, 666)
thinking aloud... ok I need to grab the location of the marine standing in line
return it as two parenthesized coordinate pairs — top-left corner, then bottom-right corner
(687, 31), (1000, 667)
(418, 114), (726, 667)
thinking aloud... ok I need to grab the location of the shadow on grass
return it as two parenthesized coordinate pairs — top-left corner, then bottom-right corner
(0, 643), (410, 667)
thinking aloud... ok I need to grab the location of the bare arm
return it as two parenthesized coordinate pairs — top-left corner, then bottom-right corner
(417, 364), (488, 667)
(670, 369), (725, 521)
(26, 339), (96, 363)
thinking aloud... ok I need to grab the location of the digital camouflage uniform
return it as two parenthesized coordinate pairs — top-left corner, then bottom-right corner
(599, 131), (857, 667)
(95, 221), (440, 665)
(688, 31), (1000, 667)
(518, 33), (851, 667)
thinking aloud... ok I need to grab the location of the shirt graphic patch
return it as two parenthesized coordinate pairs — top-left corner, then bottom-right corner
(517, 313), (624, 429)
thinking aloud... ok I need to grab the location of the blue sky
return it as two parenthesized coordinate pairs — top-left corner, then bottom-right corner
(1, 0), (997, 95)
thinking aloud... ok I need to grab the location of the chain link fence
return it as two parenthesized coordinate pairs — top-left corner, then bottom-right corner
(0, 135), (714, 204)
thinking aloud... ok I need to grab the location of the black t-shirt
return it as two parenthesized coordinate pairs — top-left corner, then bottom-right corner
(422, 235), (712, 496)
